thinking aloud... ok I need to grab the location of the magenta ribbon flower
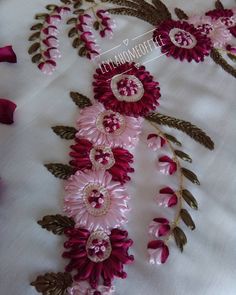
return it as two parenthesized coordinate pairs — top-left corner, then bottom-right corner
(0, 46), (17, 63)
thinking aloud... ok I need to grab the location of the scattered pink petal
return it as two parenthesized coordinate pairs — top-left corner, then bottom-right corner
(157, 187), (178, 207)
(0, 46), (17, 63)
(157, 156), (177, 175)
(149, 218), (170, 237)
(147, 240), (169, 264)
(0, 98), (17, 125)
(147, 133), (166, 151)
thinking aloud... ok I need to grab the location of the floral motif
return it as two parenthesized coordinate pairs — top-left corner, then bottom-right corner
(157, 187), (178, 207)
(147, 133), (166, 151)
(63, 228), (134, 288)
(206, 8), (236, 37)
(188, 15), (231, 48)
(0, 98), (17, 125)
(157, 156), (177, 175)
(148, 218), (170, 238)
(97, 10), (116, 39)
(76, 102), (143, 148)
(154, 20), (213, 62)
(64, 169), (129, 231)
(69, 138), (134, 184)
(93, 62), (161, 117)
(68, 281), (115, 295)
(147, 240), (169, 265)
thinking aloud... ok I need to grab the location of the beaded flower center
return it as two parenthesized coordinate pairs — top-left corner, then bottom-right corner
(111, 74), (144, 102)
(89, 146), (115, 170)
(96, 110), (125, 135)
(220, 16), (235, 27)
(86, 231), (112, 262)
(197, 23), (213, 35)
(169, 28), (197, 49)
(83, 184), (111, 216)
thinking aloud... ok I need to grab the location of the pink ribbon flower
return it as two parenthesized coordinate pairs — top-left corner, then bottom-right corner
(148, 218), (170, 237)
(147, 240), (169, 264)
(0, 46), (17, 63)
(0, 98), (17, 125)
(157, 187), (178, 207)
(157, 156), (177, 175)
(147, 133), (166, 151)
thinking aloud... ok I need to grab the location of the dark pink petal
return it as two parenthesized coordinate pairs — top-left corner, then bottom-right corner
(168, 195), (178, 207)
(158, 224), (170, 236)
(161, 245), (169, 263)
(0, 98), (17, 125)
(147, 240), (164, 249)
(159, 187), (174, 194)
(0, 46), (17, 63)
(153, 217), (169, 224)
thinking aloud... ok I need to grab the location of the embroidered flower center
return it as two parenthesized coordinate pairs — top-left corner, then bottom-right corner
(197, 23), (213, 35)
(86, 231), (112, 262)
(111, 74), (144, 102)
(96, 110), (125, 135)
(89, 146), (115, 170)
(169, 28), (197, 49)
(83, 184), (111, 216)
(220, 16), (235, 27)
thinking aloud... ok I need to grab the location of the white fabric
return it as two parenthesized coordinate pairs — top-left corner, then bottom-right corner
(0, 0), (236, 294)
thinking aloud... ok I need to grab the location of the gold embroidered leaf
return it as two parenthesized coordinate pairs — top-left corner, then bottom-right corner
(175, 150), (192, 163)
(74, 0), (82, 8)
(182, 189), (198, 210)
(93, 21), (100, 30)
(210, 48), (236, 79)
(67, 17), (77, 24)
(174, 8), (188, 20)
(107, 8), (156, 25)
(180, 209), (196, 230)
(172, 227), (187, 252)
(151, 0), (172, 21)
(72, 37), (83, 48)
(46, 4), (58, 11)
(31, 23), (43, 30)
(68, 27), (77, 38)
(32, 54), (43, 63)
(35, 13), (49, 20)
(227, 53), (236, 63)
(181, 168), (200, 185)
(164, 133), (182, 146)
(45, 163), (75, 179)
(215, 0), (224, 9)
(74, 9), (85, 15)
(29, 32), (41, 41)
(146, 112), (214, 150)
(52, 126), (77, 140)
(70, 91), (92, 109)
(31, 272), (73, 295)
(78, 46), (87, 56)
(38, 214), (75, 235)
(28, 43), (40, 54)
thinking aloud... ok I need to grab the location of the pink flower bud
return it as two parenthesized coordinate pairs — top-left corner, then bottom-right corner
(147, 240), (169, 264)
(46, 14), (61, 25)
(147, 134), (166, 151)
(149, 218), (170, 237)
(56, 6), (71, 16)
(43, 36), (59, 47)
(157, 156), (177, 175)
(226, 44), (236, 54)
(157, 187), (178, 207)
(43, 25), (59, 36)
(38, 60), (56, 75)
(44, 47), (61, 59)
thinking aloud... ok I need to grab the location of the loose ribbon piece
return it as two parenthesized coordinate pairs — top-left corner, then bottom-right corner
(0, 46), (17, 63)
(0, 99), (17, 125)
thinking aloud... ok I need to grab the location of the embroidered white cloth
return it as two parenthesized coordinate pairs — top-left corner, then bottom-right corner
(0, 0), (236, 294)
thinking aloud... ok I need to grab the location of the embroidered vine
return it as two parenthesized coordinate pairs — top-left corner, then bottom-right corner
(28, 0), (236, 78)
